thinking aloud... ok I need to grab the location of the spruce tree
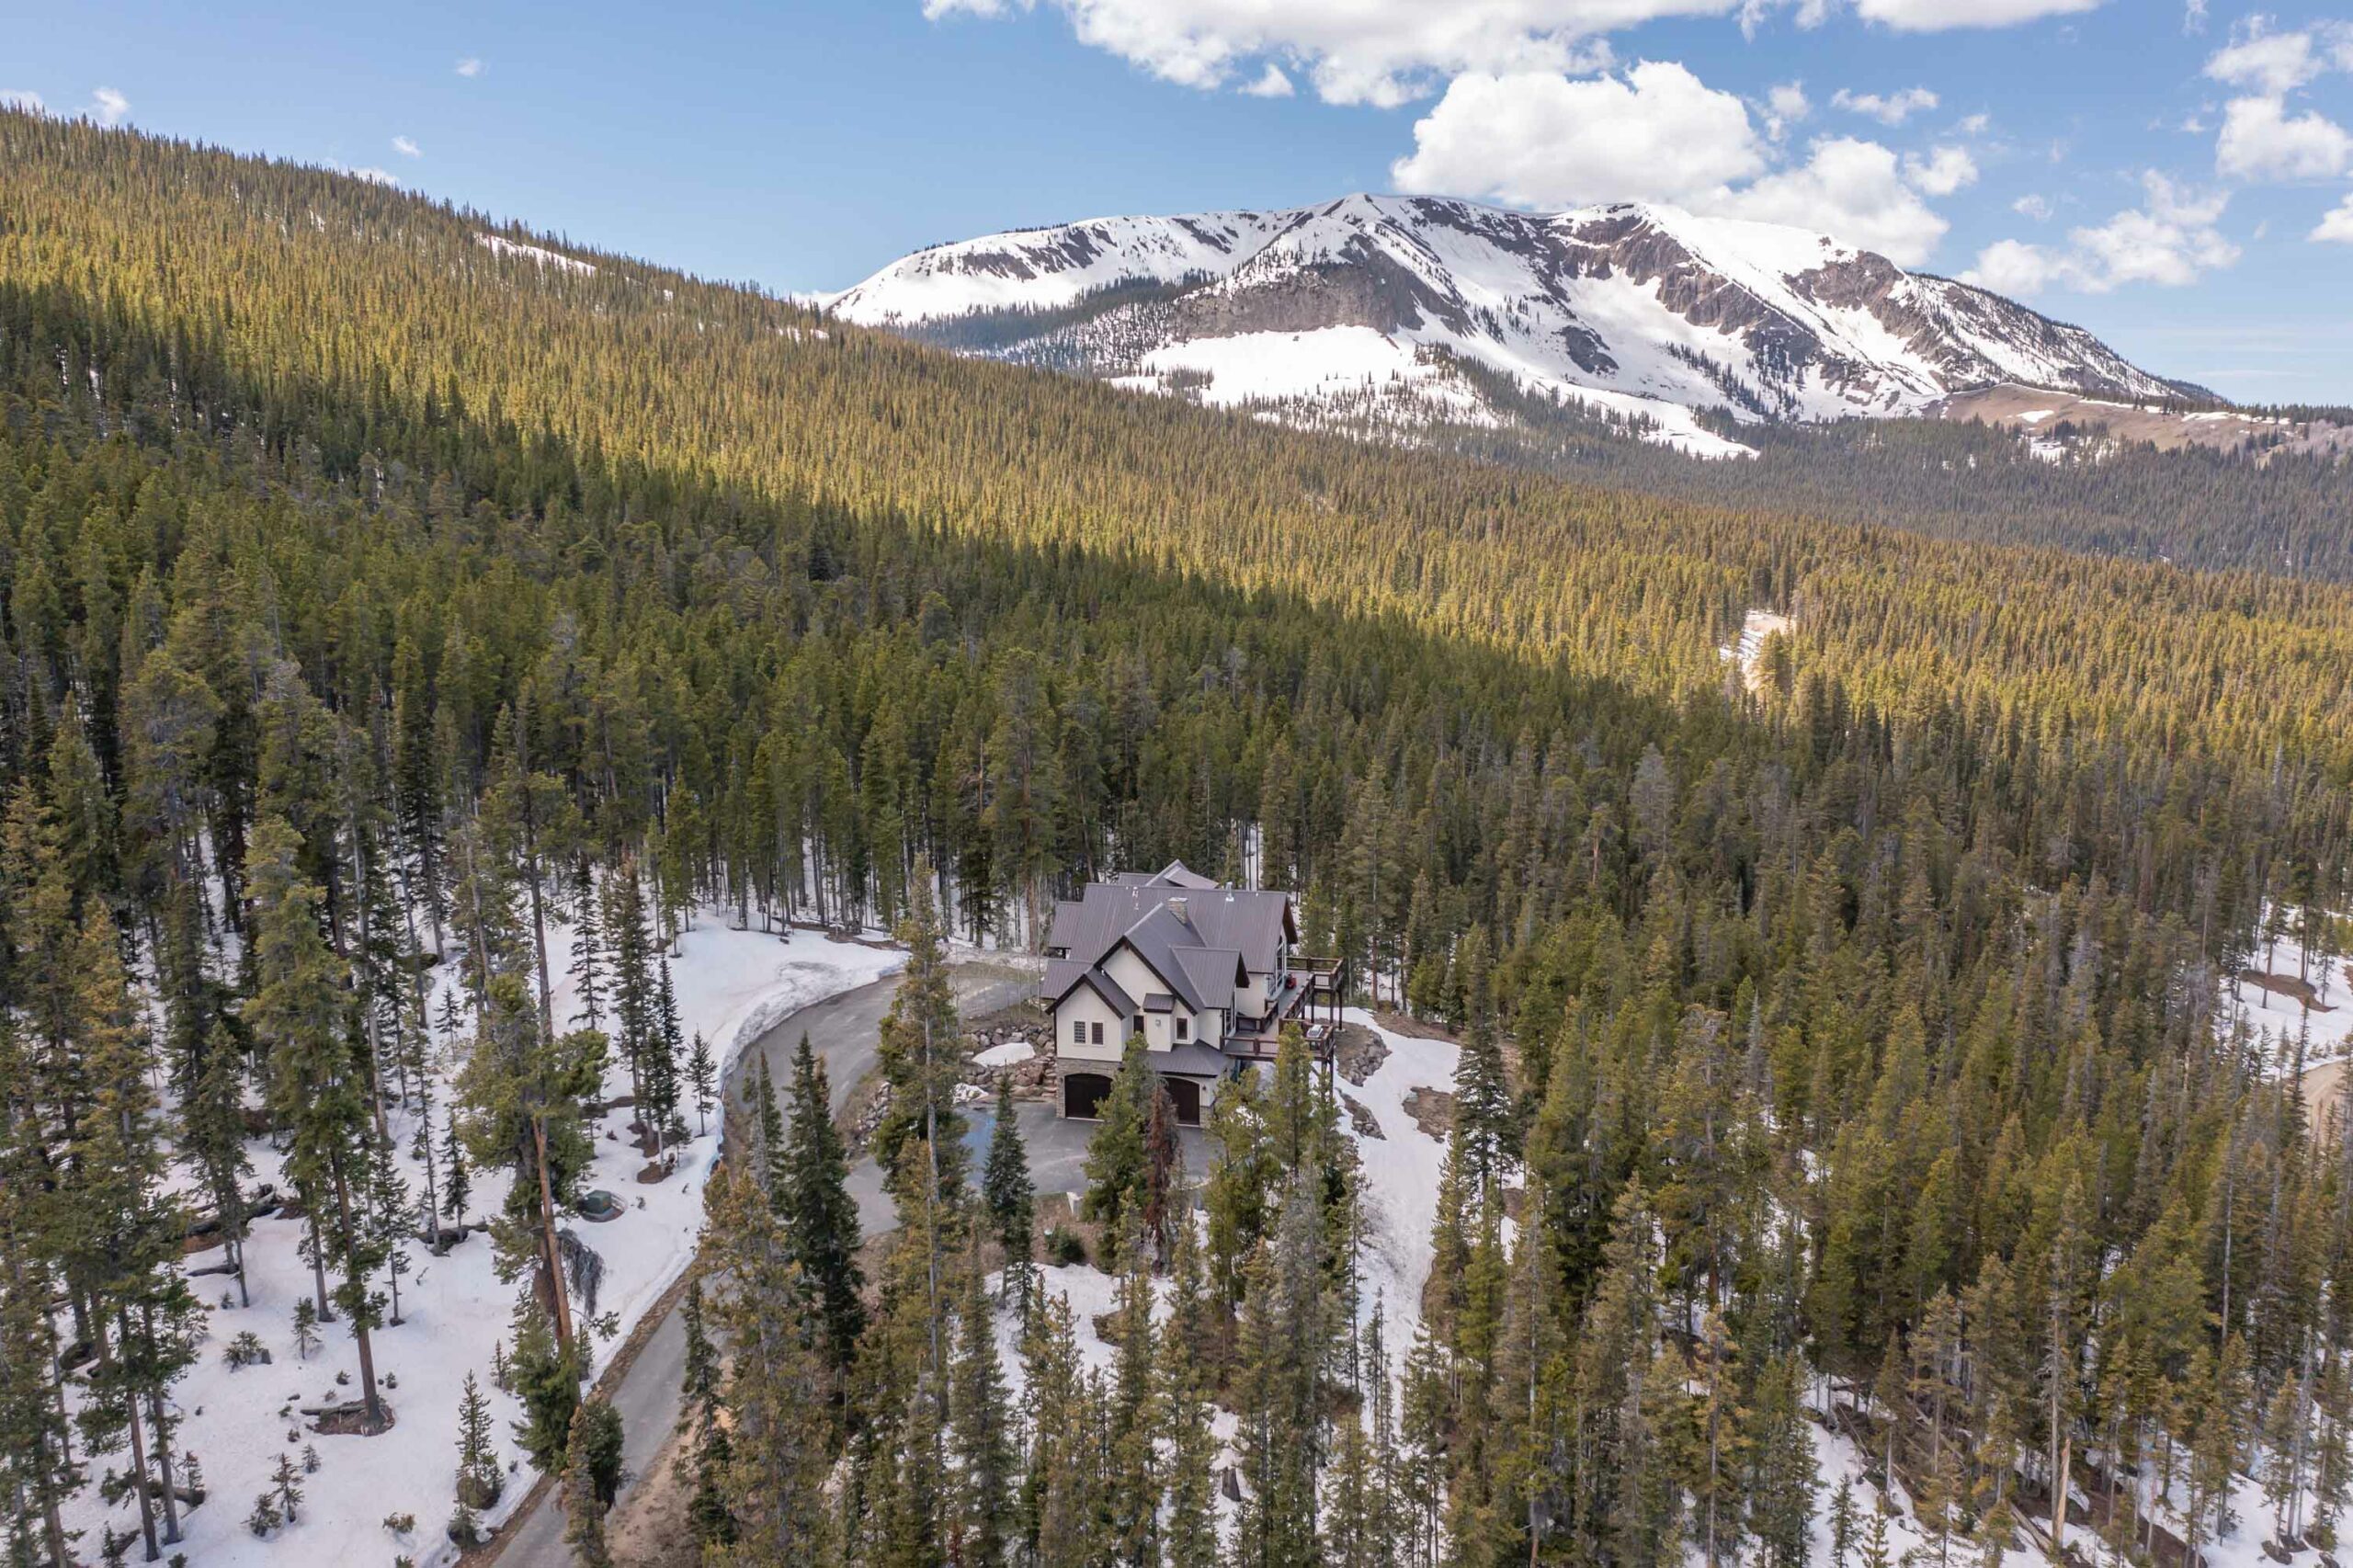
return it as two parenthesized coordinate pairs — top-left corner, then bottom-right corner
(677, 1278), (735, 1547)
(781, 1033), (865, 1377)
(983, 1074), (1035, 1303)
(949, 1251), (1016, 1565)
(456, 1369), (503, 1509)
(562, 1400), (615, 1568)
(688, 1030), (716, 1137)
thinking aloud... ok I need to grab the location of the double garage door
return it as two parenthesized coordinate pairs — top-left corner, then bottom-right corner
(1061, 1071), (1202, 1126)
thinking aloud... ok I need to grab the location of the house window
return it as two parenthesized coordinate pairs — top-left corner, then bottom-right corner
(1175, 1016), (1189, 1041)
(1090, 1021), (1105, 1046)
(1072, 1020), (1086, 1046)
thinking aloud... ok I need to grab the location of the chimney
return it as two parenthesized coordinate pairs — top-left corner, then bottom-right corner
(1168, 897), (1188, 925)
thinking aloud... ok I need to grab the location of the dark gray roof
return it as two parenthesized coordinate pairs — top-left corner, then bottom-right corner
(1045, 877), (1294, 981)
(1042, 959), (1134, 1017)
(1152, 1041), (1233, 1078)
(1142, 994), (1176, 1013)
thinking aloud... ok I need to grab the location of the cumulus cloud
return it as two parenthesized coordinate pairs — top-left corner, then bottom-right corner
(1392, 62), (1953, 264)
(1904, 144), (1979, 195)
(1711, 136), (1949, 261)
(1832, 85), (1938, 125)
(1763, 80), (1810, 140)
(2013, 193), (2054, 220)
(1851, 0), (2101, 28)
(392, 134), (422, 158)
(2315, 192), (2353, 242)
(1, 89), (43, 113)
(455, 57), (484, 77)
(2217, 94), (2352, 181)
(1962, 171), (2239, 292)
(927, 0), (1794, 105)
(1392, 63), (1766, 208)
(88, 86), (129, 126)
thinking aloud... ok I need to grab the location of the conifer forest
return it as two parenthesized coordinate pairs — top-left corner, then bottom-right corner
(3, 108), (2353, 1568)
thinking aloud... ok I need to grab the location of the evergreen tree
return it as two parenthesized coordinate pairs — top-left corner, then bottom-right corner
(949, 1251), (1017, 1565)
(456, 1369), (503, 1509)
(562, 1399), (615, 1568)
(688, 1030), (716, 1138)
(677, 1278), (735, 1548)
(983, 1074), (1036, 1304)
(250, 814), (390, 1430)
(780, 1033), (865, 1378)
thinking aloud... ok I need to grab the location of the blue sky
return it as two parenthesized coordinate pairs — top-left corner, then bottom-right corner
(6, 0), (2352, 402)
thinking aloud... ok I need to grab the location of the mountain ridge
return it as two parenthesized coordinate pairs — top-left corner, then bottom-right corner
(826, 192), (2191, 457)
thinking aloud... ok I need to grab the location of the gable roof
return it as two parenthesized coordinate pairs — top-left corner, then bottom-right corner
(1043, 958), (1135, 1018)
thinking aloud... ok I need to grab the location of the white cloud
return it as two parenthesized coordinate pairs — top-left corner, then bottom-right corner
(348, 166), (402, 187)
(1957, 110), (1990, 134)
(392, 134), (422, 158)
(1, 89), (43, 113)
(2013, 192), (2053, 220)
(2203, 18), (2351, 96)
(1392, 62), (1765, 206)
(1392, 63), (1952, 264)
(1904, 144), (1978, 195)
(1832, 85), (1938, 125)
(2315, 192), (2353, 242)
(455, 57), (484, 77)
(88, 86), (129, 127)
(2217, 94), (2352, 181)
(1962, 171), (2238, 292)
(1852, 0), (2100, 28)
(1763, 80), (1809, 140)
(928, 0), (1784, 105)
(2185, 0), (2208, 31)
(1711, 135), (1949, 262)
(1240, 62), (1295, 97)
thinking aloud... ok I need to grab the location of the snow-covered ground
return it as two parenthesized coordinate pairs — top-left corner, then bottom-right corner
(61, 911), (902, 1568)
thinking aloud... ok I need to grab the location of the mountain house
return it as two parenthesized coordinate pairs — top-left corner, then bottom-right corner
(1041, 861), (1345, 1124)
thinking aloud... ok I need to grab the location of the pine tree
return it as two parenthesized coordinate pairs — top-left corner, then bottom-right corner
(510, 1298), (583, 1476)
(457, 1369), (503, 1509)
(701, 1163), (833, 1562)
(983, 1074), (1035, 1305)
(1080, 1037), (1155, 1252)
(62, 904), (200, 1557)
(688, 1030), (716, 1137)
(779, 1033), (865, 1377)
(440, 1111), (472, 1221)
(562, 1400), (615, 1568)
(1160, 1211), (1220, 1568)
(250, 814), (390, 1430)
(949, 1250), (1016, 1565)
(874, 865), (967, 1205)
(677, 1278), (734, 1547)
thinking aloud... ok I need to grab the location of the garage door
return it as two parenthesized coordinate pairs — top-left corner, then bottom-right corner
(1162, 1075), (1202, 1127)
(1062, 1072), (1112, 1120)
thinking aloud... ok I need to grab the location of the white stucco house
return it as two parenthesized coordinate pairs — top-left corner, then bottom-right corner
(1040, 861), (1343, 1123)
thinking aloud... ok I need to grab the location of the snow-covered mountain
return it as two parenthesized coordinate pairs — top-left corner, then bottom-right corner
(824, 194), (2190, 458)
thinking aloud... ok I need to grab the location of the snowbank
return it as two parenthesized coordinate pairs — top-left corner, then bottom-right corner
(63, 912), (900, 1568)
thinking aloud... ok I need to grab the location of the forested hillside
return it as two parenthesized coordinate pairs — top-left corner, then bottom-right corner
(4, 111), (2353, 1568)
